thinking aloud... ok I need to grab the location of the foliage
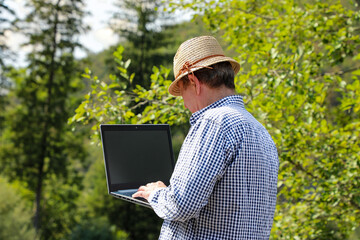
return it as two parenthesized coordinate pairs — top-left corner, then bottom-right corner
(0, 176), (36, 240)
(75, 157), (162, 240)
(167, 0), (360, 238)
(0, 0), (16, 131)
(39, 172), (84, 239)
(70, 45), (189, 239)
(70, 45), (189, 141)
(0, 0), (16, 78)
(68, 217), (120, 240)
(109, 0), (175, 88)
(73, 0), (360, 239)
(85, 15), (216, 87)
(0, 0), (88, 237)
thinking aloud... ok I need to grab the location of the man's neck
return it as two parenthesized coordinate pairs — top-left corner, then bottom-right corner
(200, 85), (236, 110)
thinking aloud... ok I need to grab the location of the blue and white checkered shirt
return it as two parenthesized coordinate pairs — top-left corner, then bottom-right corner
(149, 95), (279, 239)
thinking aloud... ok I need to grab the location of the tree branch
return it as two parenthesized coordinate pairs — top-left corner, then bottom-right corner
(287, 158), (318, 179)
(350, 198), (360, 211)
(231, 7), (276, 21)
(320, 66), (360, 77)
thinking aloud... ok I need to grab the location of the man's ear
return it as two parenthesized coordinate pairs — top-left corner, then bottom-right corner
(188, 74), (201, 95)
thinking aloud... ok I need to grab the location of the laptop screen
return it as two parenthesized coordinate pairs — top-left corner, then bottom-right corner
(100, 124), (175, 192)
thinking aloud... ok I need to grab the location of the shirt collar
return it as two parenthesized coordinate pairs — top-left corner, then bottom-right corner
(189, 95), (244, 125)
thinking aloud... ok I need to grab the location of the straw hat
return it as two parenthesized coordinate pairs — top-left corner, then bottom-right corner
(169, 36), (240, 96)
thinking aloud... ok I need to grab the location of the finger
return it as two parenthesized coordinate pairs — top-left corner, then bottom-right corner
(156, 181), (167, 188)
(132, 191), (142, 198)
(138, 185), (148, 191)
(141, 191), (150, 200)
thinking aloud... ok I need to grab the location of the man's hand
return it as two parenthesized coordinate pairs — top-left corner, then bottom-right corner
(132, 181), (167, 200)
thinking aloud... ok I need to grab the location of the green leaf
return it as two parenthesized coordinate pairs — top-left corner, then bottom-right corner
(117, 66), (127, 74)
(129, 73), (135, 84)
(352, 69), (360, 75)
(124, 59), (131, 69)
(81, 74), (91, 79)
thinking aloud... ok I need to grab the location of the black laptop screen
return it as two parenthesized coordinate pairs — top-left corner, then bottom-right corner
(101, 125), (175, 191)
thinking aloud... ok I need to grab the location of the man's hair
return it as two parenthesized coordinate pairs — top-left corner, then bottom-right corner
(181, 61), (235, 89)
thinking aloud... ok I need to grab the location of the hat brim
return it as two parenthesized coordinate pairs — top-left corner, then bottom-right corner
(169, 56), (240, 96)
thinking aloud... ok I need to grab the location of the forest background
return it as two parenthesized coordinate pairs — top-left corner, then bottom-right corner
(0, 0), (359, 239)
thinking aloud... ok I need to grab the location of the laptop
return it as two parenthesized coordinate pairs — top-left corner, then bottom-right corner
(100, 124), (175, 208)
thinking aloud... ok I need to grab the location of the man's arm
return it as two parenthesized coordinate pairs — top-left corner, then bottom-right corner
(143, 119), (231, 222)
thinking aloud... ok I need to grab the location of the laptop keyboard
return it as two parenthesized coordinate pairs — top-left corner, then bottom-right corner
(120, 191), (134, 197)
(113, 189), (148, 203)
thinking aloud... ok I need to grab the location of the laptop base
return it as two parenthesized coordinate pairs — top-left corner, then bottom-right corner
(111, 192), (152, 209)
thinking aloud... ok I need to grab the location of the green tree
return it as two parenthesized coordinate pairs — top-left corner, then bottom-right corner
(170, 0), (360, 238)
(0, 0), (88, 237)
(73, 0), (360, 238)
(0, 0), (15, 78)
(77, 157), (162, 240)
(110, 0), (175, 88)
(86, 15), (216, 87)
(69, 217), (119, 240)
(0, 176), (36, 240)
(70, 47), (179, 239)
(0, 0), (16, 131)
(70, 45), (187, 131)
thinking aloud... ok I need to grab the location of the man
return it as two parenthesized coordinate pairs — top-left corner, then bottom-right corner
(133, 36), (279, 239)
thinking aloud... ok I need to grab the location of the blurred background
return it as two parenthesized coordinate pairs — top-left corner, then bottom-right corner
(0, 0), (359, 239)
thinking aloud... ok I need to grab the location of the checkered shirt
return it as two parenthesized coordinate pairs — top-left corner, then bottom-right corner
(149, 95), (279, 239)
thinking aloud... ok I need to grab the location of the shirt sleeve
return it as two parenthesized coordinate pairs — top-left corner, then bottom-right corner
(149, 118), (231, 222)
